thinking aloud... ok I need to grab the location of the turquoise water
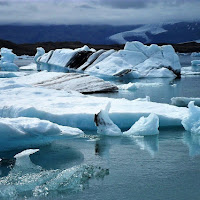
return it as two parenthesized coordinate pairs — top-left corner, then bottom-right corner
(1, 54), (200, 199)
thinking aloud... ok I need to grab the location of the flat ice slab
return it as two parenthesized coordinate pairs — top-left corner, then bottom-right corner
(0, 74), (188, 130)
(0, 117), (83, 151)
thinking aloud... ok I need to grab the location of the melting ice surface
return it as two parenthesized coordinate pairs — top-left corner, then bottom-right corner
(0, 53), (200, 200)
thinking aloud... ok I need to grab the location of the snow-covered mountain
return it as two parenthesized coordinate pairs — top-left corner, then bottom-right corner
(109, 22), (200, 44)
(109, 24), (168, 44)
(0, 22), (199, 45)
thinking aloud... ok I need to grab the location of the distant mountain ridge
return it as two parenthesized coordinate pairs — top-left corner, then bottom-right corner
(0, 22), (200, 45)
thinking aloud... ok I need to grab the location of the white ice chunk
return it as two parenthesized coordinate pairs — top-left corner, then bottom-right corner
(94, 102), (122, 136)
(123, 113), (159, 136)
(182, 102), (200, 134)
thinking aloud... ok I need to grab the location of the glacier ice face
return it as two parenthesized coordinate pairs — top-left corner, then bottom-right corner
(182, 102), (200, 135)
(94, 102), (122, 136)
(0, 48), (19, 72)
(123, 113), (159, 136)
(36, 41), (181, 78)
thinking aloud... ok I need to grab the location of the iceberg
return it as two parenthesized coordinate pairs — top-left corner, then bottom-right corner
(182, 102), (200, 134)
(171, 97), (200, 107)
(0, 84), (187, 130)
(37, 42), (181, 78)
(123, 114), (159, 136)
(0, 48), (19, 72)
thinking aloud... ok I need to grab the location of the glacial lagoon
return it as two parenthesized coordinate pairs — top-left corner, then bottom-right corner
(0, 54), (200, 199)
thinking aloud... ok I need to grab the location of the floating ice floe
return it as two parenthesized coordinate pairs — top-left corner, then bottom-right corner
(182, 102), (200, 134)
(0, 48), (19, 72)
(0, 117), (83, 151)
(37, 41), (181, 78)
(181, 66), (200, 76)
(20, 63), (37, 71)
(118, 82), (163, 91)
(0, 78), (188, 130)
(171, 97), (200, 107)
(191, 52), (200, 57)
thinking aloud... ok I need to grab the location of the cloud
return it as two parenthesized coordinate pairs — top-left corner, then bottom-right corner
(98, 0), (148, 9)
(0, 0), (199, 25)
(0, 1), (9, 6)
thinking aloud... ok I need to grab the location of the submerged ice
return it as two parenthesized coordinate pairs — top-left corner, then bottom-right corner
(0, 149), (109, 199)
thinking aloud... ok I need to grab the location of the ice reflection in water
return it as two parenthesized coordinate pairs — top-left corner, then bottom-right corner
(183, 131), (200, 157)
(95, 135), (158, 158)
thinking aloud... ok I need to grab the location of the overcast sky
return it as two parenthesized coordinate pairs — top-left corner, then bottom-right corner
(0, 0), (200, 25)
